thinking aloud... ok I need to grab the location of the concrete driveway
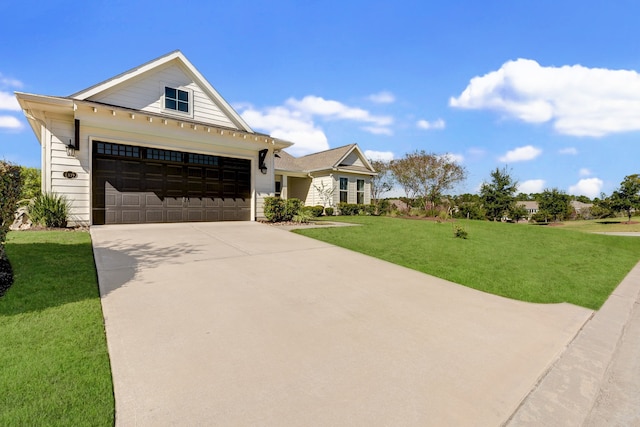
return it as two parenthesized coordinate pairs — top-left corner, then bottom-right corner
(91, 222), (592, 426)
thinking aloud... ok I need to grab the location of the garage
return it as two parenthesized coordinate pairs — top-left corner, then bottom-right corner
(92, 141), (251, 224)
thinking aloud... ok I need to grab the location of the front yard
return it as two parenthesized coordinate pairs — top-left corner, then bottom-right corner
(0, 231), (114, 426)
(296, 216), (640, 310)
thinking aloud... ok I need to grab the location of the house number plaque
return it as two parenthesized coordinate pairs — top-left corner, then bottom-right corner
(63, 171), (77, 179)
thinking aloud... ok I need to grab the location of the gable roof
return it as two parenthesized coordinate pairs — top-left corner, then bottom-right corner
(275, 144), (376, 175)
(70, 50), (254, 133)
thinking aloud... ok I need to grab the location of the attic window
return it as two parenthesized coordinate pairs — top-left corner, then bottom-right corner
(164, 87), (189, 113)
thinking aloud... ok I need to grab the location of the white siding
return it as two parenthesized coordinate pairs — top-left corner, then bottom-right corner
(48, 118), (91, 226)
(334, 174), (371, 206)
(342, 151), (365, 167)
(254, 149), (275, 220)
(309, 175), (335, 207)
(88, 63), (239, 129)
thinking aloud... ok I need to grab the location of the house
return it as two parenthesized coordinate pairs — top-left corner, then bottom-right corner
(15, 51), (373, 226)
(274, 144), (376, 208)
(516, 200), (594, 220)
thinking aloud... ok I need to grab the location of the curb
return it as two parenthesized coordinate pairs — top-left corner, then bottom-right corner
(505, 261), (640, 426)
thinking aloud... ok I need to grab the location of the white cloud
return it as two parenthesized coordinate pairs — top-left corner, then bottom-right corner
(286, 96), (393, 127)
(450, 58), (640, 137)
(569, 178), (603, 198)
(498, 145), (542, 162)
(0, 115), (22, 129)
(365, 150), (395, 161)
(239, 95), (395, 156)
(239, 105), (329, 157)
(416, 118), (446, 130)
(368, 91), (395, 104)
(362, 126), (393, 136)
(0, 74), (23, 89)
(579, 168), (592, 177)
(559, 147), (578, 155)
(518, 179), (546, 193)
(0, 91), (20, 111)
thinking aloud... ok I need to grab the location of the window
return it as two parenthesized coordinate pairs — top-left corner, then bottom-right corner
(339, 177), (348, 203)
(146, 148), (183, 163)
(357, 179), (365, 204)
(95, 141), (140, 158)
(164, 86), (189, 113)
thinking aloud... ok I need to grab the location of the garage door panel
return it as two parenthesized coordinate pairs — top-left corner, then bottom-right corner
(92, 141), (251, 224)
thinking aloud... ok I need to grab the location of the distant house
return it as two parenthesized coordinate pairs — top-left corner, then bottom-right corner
(516, 200), (594, 220)
(274, 144), (376, 208)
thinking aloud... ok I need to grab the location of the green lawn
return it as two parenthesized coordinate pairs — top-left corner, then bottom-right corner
(0, 231), (114, 426)
(297, 216), (640, 310)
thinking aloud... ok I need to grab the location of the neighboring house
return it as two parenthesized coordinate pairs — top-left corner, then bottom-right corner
(16, 51), (296, 225)
(516, 200), (594, 219)
(274, 144), (376, 208)
(517, 201), (539, 218)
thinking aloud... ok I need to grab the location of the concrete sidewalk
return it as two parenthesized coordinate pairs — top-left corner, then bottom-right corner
(92, 222), (592, 426)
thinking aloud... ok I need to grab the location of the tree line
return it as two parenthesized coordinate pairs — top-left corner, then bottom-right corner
(370, 152), (640, 222)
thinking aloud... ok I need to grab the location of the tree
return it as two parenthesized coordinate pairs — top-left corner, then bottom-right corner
(480, 167), (518, 221)
(313, 181), (335, 209)
(509, 203), (529, 222)
(389, 151), (466, 212)
(610, 174), (640, 222)
(537, 188), (571, 222)
(369, 159), (394, 203)
(20, 166), (41, 200)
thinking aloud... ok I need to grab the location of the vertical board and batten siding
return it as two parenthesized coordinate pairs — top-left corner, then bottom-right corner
(88, 63), (239, 130)
(48, 118), (91, 225)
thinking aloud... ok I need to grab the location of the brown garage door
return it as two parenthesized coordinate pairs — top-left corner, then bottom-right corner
(92, 141), (251, 225)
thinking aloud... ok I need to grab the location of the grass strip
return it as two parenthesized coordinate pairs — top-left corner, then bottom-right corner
(297, 217), (640, 310)
(0, 231), (114, 426)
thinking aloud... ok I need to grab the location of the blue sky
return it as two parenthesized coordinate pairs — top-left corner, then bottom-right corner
(2, 0), (639, 198)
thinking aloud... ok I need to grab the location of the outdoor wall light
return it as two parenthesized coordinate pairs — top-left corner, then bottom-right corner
(66, 139), (76, 157)
(258, 149), (268, 174)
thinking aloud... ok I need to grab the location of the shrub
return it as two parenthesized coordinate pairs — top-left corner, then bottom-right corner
(304, 205), (324, 217)
(285, 198), (304, 220)
(374, 199), (390, 215)
(453, 224), (468, 239)
(19, 166), (41, 200)
(28, 192), (71, 228)
(338, 203), (358, 216)
(0, 161), (23, 245)
(263, 197), (304, 222)
(292, 210), (313, 224)
(325, 207), (334, 216)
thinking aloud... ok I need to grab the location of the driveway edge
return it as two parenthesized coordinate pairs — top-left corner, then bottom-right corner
(505, 261), (640, 426)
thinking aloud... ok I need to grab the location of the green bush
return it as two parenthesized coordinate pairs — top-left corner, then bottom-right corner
(304, 205), (324, 217)
(374, 199), (390, 215)
(0, 161), (23, 244)
(285, 198), (304, 220)
(453, 224), (468, 239)
(325, 207), (334, 216)
(264, 197), (286, 222)
(338, 203), (359, 216)
(292, 210), (313, 224)
(338, 203), (377, 216)
(19, 166), (41, 200)
(28, 192), (71, 228)
(263, 197), (304, 222)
